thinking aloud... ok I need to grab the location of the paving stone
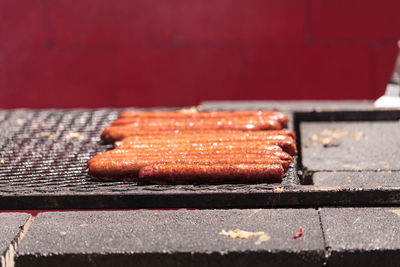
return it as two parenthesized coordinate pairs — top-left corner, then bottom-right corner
(301, 121), (400, 171)
(0, 213), (31, 267)
(200, 100), (374, 112)
(320, 207), (400, 267)
(16, 209), (324, 267)
(313, 171), (400, 187)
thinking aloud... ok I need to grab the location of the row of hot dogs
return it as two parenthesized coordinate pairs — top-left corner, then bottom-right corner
(88, 110), (297, 184)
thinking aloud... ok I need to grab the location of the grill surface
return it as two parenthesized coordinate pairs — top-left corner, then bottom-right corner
(0, 109), (299, 209)
(1, 108), (399, 210)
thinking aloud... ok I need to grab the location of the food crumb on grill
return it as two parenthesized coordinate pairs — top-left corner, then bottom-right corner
(311, 128), (358, 147)
(320, 137), (339, 147)
(32, 122), (46, 130)
(253, 208), (262, 214)
(16, 118), (24, 125)
(40, 131), (54, 139)
(60, 231), (67, 236)
(331, 129), (348, 139)
(388, 170), (392, 174)
(391, 209), (400, 216)
(219, 229), (266, 239)
(0, 159), (4, 164)
(248, 209), (262, 218)
(311, 134), (318, 146)
(352, 131), (363, 141)
(274, 187), (284, 193)
(255, 233), (271, 245)
(65, 132), (87, 141)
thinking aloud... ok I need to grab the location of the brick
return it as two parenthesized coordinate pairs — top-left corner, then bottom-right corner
(15, 209), (324, 266)
(301, 121), (400, 171)
(243, 45), (373, 100)
(309, 0), (400, 41)
(48, 0), (177, 46)
(114, 47), (243, 107)
(320, 207), (400, 266)
(176, 0), (305, 44)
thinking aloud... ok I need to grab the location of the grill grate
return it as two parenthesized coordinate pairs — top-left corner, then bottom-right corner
(0, 109), (299, 209)
(0, 110), (129, 193)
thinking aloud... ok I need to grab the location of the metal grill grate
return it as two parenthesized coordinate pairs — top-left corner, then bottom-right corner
(0, 109), (300, 209)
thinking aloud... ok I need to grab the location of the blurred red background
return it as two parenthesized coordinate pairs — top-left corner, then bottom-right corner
(1, 0), (400, 108)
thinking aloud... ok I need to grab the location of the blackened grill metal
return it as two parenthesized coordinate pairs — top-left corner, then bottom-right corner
(0, 109), (121, 193)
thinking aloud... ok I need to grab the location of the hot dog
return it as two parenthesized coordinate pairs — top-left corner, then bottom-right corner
(138, 164), (284, 184)
(114, 139), (297, 156)
(103, 147), (294, 161)
(91, 151), (290, 161)
(118, 110), (288, 127)
(112, 115), (288, 128)
(88, 157), (289, 180)
(106, 117), (282, 131)
(116, 132), (294, 145)
(101, 128), (295, 143)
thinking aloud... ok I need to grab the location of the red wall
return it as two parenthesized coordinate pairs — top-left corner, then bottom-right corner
(1, 0), (400, 108)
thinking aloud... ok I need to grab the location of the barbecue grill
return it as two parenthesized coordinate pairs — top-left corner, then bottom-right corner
(1, 101), (399, 210)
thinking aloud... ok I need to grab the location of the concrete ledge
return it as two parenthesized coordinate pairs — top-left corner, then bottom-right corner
(15, 209), (324, 267)
(313, 171), (400, 187)
(320, 207), (400, 267)
(0, 213), (31, 267)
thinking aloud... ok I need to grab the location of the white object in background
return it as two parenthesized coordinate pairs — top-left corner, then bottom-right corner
(374, 40), (400, 108)
(374, 83), (400, 108)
